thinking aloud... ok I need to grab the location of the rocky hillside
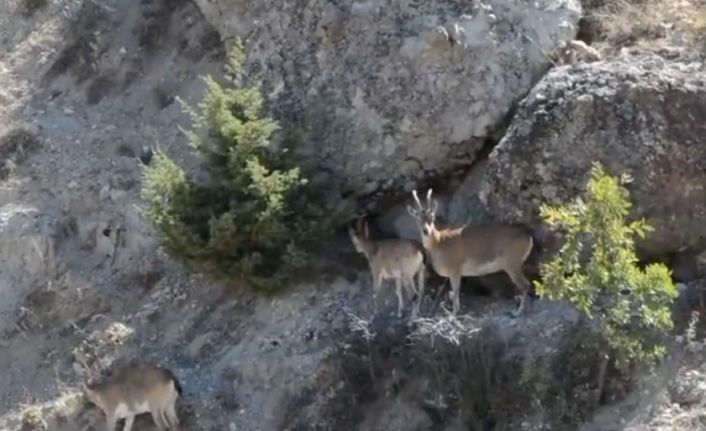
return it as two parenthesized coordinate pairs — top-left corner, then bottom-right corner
(0, 0), (705, 430)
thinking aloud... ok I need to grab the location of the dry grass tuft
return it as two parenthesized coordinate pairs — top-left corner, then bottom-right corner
(409, 315), (481, 346)
(48, 392), (85, 423)
(0, 127), (41, 180)
(10, 391), (87, 431)
(20, 0), (47, 17)
(592, 0), (706, 55)
(686, 8), (706, 50)
(20, 405), (47, 431)
(600, 0), (673, 47)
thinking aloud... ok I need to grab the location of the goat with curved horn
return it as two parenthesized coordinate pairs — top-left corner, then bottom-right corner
(407, 188), (534, 317)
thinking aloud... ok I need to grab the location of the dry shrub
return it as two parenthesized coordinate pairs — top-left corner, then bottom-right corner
(20, 405), (47, 431)
(600, 0), (671, 47)
(596, 0), (706, 53)
(12, 391), (87, 431)
(48, 392), (86, 424)
(133, 0), (189, 52)
(322, 313), (619, 430)
(0, 128), (41, 180)
(43, 1), (110, 85)
(686, 7), (706, 51)
(20, 0), (47, 17)
(85, 75), (114, 105)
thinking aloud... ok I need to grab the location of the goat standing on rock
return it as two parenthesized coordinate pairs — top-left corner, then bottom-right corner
(407, 189), (534, 317)
(348, 218), (426, 319)
(83, 359), (182, 431)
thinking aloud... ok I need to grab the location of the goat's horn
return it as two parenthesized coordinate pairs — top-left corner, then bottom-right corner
(426, 188), (433, 206)
(412, 189), (424, 209)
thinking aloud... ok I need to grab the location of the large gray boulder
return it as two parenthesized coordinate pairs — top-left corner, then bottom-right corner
(193, 0), (581, 198)
(478, 53), (706, 258)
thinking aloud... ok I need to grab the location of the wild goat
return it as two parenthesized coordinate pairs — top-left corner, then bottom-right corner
(407, 189), (534, 317)
(348, 218), (426, 319)
(83, 359), (182, 431)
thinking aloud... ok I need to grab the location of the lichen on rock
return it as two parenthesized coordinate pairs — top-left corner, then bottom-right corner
(193, 0), (582, 201)
(479, 53), (706, 258)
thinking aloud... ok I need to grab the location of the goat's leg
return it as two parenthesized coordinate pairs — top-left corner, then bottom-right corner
(150, 408), (167, 431)
(166, 403), (181, 430)
(400, 277), (412, 303)
(161, 409), (172, 431)
(449, 274), (461, 317)
(372, 273), (383, 316)
(412, 265), (426, 320)
(122, 415), (134, 431)
(395, 278), (405, 318)
(506, 268), (531, 317)
(106, 415), (117, 431)
(408, 277), (419, 320)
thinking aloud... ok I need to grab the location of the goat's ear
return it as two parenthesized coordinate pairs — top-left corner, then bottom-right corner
(407, 205), (418, 218)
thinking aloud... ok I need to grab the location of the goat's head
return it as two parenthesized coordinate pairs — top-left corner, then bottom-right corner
(348, 217), (370, 254)
(407, 188), (439, 239)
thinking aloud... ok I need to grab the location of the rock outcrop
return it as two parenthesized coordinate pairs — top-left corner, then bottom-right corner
(4, 0), (706, 429)
(287, 299), (581, 430)
(479, 53), (706, 258)
(193, 0), (582, 199)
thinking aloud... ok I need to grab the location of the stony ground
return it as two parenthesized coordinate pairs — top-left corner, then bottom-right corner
(0, 0), (242, 429)
(1, 0), (706, 430)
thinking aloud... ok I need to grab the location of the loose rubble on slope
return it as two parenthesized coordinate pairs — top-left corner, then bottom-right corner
(0, 0), (705, 430)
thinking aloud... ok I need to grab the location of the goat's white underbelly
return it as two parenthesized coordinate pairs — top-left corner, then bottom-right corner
(380, 269), (400, 279)
(381, 255), (423, 280)
(114, 400), (151, 418)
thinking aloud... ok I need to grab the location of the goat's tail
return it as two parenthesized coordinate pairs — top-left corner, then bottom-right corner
(164, 369), (183, 396)
(525, 226), (564, 295)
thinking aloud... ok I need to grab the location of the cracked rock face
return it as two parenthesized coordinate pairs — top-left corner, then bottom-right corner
(193, 0), (581, 199)
(479, 53), (706, 258)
